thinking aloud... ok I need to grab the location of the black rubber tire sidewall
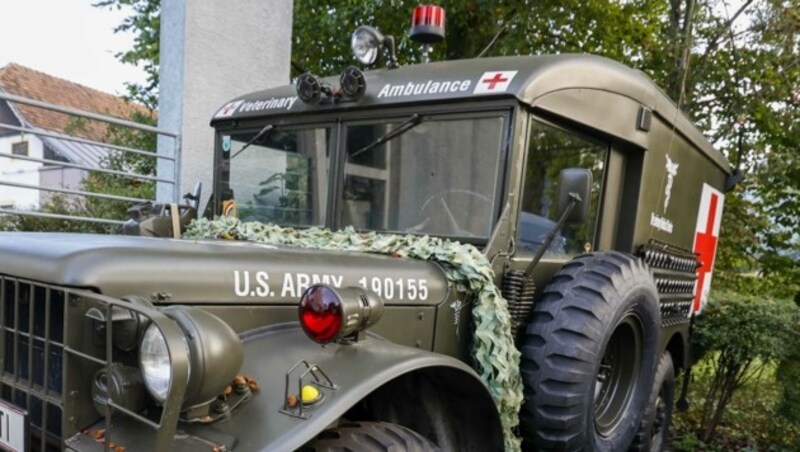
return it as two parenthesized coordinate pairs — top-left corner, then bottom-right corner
(520, 251), (660, 451)
(302, 421), (440, 452)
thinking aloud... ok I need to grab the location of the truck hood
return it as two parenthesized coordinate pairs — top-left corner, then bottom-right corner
(0, 233), (449, 306)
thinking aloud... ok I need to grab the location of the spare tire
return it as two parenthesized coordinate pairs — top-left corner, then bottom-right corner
(519, 251), (660, 451)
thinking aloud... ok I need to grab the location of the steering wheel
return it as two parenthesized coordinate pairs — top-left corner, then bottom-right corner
(410, 189), (492, 236)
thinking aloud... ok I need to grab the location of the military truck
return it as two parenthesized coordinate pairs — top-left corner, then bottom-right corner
(0, 8), (736, 452)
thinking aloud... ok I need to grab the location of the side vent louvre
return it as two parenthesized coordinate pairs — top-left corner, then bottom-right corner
(637, 106), (653, 132)
(638, 239), (699, 328)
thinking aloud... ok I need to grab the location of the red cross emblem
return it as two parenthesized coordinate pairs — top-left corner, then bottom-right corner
(474, 71), (518, 94)
(215, 100), (244, 118)
(692, 185), (724, 314)
(482, 73), (508, 89)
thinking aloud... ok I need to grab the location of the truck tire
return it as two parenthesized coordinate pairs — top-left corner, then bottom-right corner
(630, 352), (675, 451)
(519, 251), (660, 451)
(303, 421), (440, 451)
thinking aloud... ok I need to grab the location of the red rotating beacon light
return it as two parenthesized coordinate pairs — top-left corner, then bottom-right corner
(410, 5), (445, 62)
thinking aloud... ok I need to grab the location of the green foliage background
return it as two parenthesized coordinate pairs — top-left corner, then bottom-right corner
(674, 292), (800, 449)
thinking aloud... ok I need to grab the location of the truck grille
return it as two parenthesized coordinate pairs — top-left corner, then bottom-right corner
(0, 276), (65, 450)
(1, 274), (190, 451)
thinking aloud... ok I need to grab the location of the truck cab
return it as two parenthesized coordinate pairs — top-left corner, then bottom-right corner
(0, 24), (732, 452)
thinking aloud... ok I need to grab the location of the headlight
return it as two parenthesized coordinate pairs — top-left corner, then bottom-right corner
(138, 307), (243, 406)
(139, 323), (175, 402)
(351, 26), (384, 65)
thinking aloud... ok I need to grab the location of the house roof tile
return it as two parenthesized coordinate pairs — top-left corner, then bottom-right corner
(0, 63), (150, 143)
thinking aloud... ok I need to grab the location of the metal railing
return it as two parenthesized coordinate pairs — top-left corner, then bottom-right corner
(0, 92), (180, 228)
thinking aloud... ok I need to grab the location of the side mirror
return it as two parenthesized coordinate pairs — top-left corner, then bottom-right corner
(555, 168), (592, 225)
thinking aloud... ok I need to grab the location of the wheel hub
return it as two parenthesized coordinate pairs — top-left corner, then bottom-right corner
(593, 314), (643, 437)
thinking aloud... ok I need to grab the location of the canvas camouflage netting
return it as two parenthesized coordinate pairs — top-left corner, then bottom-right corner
(184, 217), (523, 450)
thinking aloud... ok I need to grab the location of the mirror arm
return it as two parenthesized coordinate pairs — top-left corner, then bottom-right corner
(524, 192), (582, 279)
(383, 35), (399, 69)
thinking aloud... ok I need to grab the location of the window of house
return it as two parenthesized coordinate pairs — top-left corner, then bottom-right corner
(11, 141), (28, 156)
(518, 120), (608, 256)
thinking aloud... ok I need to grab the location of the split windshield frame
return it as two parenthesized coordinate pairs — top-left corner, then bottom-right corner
(214, 102), (516, 241)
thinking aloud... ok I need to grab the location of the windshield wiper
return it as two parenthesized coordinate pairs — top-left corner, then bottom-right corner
(231, 123), (275, 160)
(349, 114), (422, 160)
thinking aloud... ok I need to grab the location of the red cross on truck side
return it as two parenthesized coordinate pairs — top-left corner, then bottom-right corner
(692, 188), (723, 314)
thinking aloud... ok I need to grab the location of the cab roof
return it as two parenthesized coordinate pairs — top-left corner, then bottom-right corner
(211, 54), (730, 173)
(211, 54), (660, 123)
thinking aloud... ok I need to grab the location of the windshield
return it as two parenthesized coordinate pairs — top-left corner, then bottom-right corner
(216, 113), (507, 238)
(221, 126), (332, 226)
(341, 115), (505, 238)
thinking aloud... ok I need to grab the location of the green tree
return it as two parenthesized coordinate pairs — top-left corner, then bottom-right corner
(84, 1), (161, 228)
(93, 0), (160, 109)
(292, 1), (667, 76)
(691, 292), (800, 442)
(80, 111), (158, 228)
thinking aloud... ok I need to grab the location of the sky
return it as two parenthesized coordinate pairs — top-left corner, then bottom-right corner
(0, 0), (148, 95)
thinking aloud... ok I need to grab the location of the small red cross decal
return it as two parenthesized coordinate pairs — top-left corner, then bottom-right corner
(693, 192), (719, 312)
(481, 73), (509, 89)
(216, 100), (243, 118)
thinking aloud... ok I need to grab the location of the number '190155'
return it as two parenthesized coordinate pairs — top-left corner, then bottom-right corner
(357, 276), (428, 301)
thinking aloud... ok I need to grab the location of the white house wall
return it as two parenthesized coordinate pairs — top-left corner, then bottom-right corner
(0, 134), (44, 209)
(39, 166), (85, 206)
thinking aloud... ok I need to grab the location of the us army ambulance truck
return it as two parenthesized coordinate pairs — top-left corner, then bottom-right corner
(0, 6), (736, 451)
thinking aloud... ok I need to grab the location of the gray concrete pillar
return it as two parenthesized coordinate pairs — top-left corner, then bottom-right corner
(157, 0), (293, 205)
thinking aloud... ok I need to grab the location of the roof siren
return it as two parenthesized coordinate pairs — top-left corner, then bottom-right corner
(409, 5), (445, 63)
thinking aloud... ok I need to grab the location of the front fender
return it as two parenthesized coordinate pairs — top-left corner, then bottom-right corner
(216, 323), (501, 451)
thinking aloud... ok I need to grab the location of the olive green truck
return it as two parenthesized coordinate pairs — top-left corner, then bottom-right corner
(0, 20), (737, 452)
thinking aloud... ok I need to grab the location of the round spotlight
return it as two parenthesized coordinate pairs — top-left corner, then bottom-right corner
(339, 67), (367, 100)
(351, 26), (384, 66)
(296, 73), (322, 105)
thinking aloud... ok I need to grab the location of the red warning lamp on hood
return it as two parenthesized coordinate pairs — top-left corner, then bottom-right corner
(299, 285), (384, 344)
(410, 5), (446, 44)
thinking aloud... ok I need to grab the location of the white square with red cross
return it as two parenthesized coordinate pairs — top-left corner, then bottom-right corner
(474, 71), (518, 94)
(691, 183), (724, 315)
(215, 100), (244, 118)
